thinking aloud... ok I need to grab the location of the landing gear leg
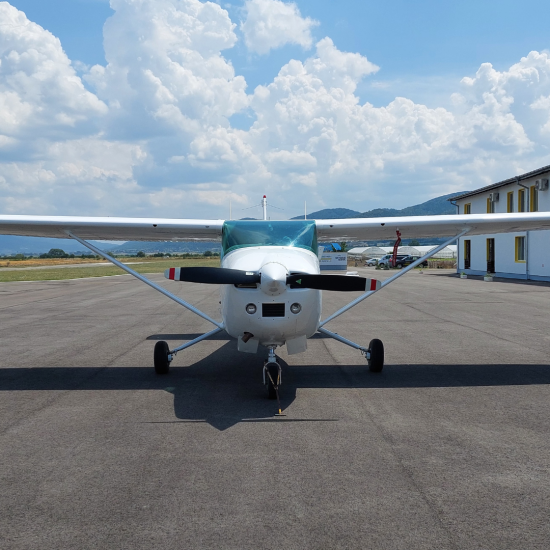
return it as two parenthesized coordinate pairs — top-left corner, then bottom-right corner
(263, 346), (285, 415)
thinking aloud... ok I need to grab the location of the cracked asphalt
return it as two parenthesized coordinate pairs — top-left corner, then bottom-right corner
(1, 268), (550, 549)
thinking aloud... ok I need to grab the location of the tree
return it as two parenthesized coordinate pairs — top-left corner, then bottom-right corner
(339, 242), (349, 252)
(203, 250), (213, 257)
(136, 251), (146, 257)
(39, 248), (69, 259)
(409, 239), (420, 246)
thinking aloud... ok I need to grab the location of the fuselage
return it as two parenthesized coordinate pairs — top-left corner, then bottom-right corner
(219, 219), (322, 351)
(221, 246), (322, 347)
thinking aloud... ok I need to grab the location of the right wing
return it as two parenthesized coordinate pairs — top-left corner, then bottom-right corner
(315, 212), (550, 241)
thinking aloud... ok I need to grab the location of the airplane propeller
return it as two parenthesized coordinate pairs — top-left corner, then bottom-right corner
(165, 267), (381, 292)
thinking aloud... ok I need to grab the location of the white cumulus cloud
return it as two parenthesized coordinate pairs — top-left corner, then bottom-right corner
(241, 0), (319, 55)
(0, 2), (107, 144)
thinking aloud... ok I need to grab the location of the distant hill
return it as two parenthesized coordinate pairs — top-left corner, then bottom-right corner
(291, 192), (465, 220)
(111, 241), (220, 254)
(359, 192), (464, 218)
(291, 208), (361, 220)
(0, 236), (119, 255)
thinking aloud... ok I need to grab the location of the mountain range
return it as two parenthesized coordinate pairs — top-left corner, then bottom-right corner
(291, 192), (462, 220)
(0, 192), (465, 254)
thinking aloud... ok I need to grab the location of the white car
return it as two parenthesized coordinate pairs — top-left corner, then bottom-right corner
(364, 257), (378, 266)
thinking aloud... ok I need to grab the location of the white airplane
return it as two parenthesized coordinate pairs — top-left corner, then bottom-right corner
(2, 197), (550, 408)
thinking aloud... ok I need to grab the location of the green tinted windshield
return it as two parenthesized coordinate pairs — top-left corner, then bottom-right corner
(222, 220), (318, 256)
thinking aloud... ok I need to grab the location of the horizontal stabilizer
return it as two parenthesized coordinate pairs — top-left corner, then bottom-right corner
(165, 267), (261, 285)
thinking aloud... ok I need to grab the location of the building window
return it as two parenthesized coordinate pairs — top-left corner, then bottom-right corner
(507, 191), (514, 213)
(530, 186), (538, 212)
(518, 188), (525, 212)
(515, 236), (526, 263)
(487, 197), (495, 213)
(463, 203), (471, 214)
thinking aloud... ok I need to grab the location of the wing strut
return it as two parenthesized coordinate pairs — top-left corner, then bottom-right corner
(66, 231), (223, 330)
(318, 229), (470, 328)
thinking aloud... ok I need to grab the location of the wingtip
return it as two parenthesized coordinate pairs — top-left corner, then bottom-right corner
(164, 267), (178, 280)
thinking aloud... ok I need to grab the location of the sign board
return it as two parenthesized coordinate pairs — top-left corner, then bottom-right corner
(319, 252), (348, 271)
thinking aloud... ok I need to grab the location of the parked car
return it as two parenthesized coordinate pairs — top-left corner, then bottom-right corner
(396, 255), (429, 268)
(364, 257), (378, 266)
(376, 254), (407, 268)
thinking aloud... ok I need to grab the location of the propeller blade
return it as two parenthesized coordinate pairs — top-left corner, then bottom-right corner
(165, 267), (261, 285)
(287, 274), (381, 292)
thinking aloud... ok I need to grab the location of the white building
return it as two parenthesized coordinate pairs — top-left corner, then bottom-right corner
(451, 165), (550, 281)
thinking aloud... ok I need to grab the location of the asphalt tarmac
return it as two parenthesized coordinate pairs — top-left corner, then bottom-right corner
(1, 268), (550, 549)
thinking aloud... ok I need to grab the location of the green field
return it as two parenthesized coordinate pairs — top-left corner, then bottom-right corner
(0, 258), (221, 283)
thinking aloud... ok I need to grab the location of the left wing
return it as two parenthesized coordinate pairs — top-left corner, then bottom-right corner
(316, 212), (550, 241)
(0, 215), (224, 241)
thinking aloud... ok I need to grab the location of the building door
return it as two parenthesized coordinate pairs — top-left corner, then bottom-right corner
(464, 240), (471, 269)
(487, 238), (495, 273)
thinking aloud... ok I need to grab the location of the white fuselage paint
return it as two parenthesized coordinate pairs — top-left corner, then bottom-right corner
(220, 246), (322, 347)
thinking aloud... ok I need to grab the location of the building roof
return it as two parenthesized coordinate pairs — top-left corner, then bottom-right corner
(448, 165), (550, 202)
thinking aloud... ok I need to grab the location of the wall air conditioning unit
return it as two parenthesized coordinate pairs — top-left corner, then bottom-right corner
(489, 192), (499, 202)
(535, 179), (549, 191)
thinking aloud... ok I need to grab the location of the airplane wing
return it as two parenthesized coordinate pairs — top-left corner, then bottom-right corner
(2, 212), (550, 243)
(0, 215), (224, 241)
(315, 212), (550, 241)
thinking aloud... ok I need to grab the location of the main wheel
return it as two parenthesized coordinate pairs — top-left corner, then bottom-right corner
(265, 362), (280, 400)
(154, 340), (170, 375)
(368, 339), (384, 373)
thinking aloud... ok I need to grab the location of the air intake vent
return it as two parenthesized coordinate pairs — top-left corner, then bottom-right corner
(262, 303), (285, 317)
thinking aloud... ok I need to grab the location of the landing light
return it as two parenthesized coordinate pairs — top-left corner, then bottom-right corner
(246, 303), (257, 314)
(290, 303), (302, 314)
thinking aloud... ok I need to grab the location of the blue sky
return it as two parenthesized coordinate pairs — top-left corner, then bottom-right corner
(2, 0), (550, 219)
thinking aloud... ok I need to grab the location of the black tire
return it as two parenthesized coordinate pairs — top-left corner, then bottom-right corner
(265, 362), (279, 400)
(396, 263), (403, 269)
(154, 340), (170, 375)
(368, 339), (384, 373)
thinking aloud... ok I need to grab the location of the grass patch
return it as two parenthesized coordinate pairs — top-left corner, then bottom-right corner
(0, 258), (220, 283)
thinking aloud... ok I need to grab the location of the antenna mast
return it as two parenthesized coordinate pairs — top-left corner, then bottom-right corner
(262, 195), (267, 220)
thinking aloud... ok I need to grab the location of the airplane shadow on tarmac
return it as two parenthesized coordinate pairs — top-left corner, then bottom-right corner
(2, 339), (550, 430)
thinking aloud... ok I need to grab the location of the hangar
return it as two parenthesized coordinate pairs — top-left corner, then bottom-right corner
(451, 165), (550, 281)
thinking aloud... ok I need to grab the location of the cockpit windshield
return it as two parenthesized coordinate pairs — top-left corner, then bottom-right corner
(222, 220), (318, 256)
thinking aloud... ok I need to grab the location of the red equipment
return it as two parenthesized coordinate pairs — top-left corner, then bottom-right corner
(391, 230), (402, 267)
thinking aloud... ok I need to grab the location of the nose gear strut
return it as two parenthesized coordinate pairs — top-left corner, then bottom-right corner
(263, 346), (285, 416)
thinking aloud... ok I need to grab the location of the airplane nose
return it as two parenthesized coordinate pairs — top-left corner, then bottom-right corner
(260, 262), (288, 296)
